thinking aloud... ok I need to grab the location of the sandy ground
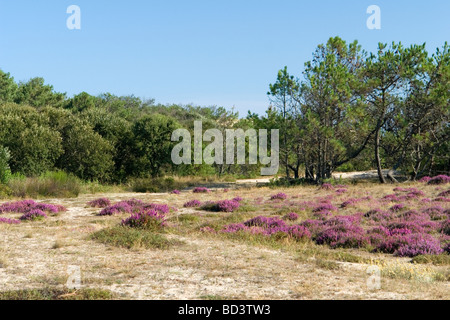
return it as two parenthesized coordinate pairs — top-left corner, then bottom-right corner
(0, 184), (449, 300)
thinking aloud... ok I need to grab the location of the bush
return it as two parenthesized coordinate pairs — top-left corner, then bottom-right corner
(0, 146), (11, 184)
(183, 200), (202, 208)
(121, 210), (166, 230)
(87, 198), (111, 208)
(201, 199), (241, 212)
(193, 187), (211, 193)
(427, 175), (450, 185)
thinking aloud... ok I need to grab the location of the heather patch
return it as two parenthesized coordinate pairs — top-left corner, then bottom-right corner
(87, 198), (111, 208)
(20, 209), (47, 221)
(427, 175), (450, 185)
(193, 187), (210, 193)
(0, 217), (20, 224)
(98, 199), (169, 216)
(270, 193), (288, 201)
(183, 200), (202, 208)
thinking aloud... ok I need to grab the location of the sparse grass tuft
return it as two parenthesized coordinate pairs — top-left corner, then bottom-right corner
(7, 171), (81, 198)
(90, 226), (183, 250)
(411, 254), (450, 266)
(314, 259), (341, 270)
(0, 288), (115, 300)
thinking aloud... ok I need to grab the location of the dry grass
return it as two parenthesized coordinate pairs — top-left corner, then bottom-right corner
(0, 181), (448, 300)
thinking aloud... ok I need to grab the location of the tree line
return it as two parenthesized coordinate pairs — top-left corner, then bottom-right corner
(256, 37), (449, 183)
(0, 36), (448, 184)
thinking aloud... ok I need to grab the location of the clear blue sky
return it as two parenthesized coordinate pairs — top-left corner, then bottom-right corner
(0, 0), (449, 116)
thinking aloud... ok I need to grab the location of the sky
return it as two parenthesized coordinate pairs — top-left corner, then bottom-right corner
(0, 0), (449, 116)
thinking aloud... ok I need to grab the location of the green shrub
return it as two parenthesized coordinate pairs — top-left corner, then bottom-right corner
(0, 146), (11, 184)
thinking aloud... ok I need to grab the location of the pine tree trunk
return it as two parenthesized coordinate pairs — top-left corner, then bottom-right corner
(375, 126), (386, 184)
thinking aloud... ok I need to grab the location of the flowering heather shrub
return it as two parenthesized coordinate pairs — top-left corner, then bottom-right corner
(419, 176), (431, 183)
(270, 193), (288, 200)
(421, 198), (432, 204)
(99, 199), (168, 216)
(320, 183), (334, 191)
(0, 200), (66, 215)
(313, 210), (333, 220)
(340, 198), (361, 208)
(324, 215), (361, 227)
(434, 197), (450, 202)
(200, 199), (241, 212)
(374, 234), (412, 254)
(244, 216), (285, 229)
(438, 189), (450, 197)
(364, 209), (384, 218)
(312, 204), (337, 212)
(20, 209), (47, 221)
(0, 217), (20, 224)
(232, 196), (243, 202)
(223, 216), (311, 241)
(440, 220), (450, 235)
(389, 204), (406, 212)
(283, 212), (299, 221)
(283, 225), (311, 241)
(171, 190), (181, 195)
(422, 206), (446, 220)
(143, 203), (170, 214)
(299, 219), (323, 234)
(382, 194), (400, 202)
(398, 210), (426, 221)
(385, 220), (438, 234)
(215, 200), (241, 212)
(193, 187), (210, 193)
(87, 198), (111, 208)
(121, 210), (166, 230)
(427, 175), (450, 185)
(444, 242), (450, 254)
(222, 223), (248, 233)
(393, 187), (423, 195)
(122, 198), (144, 207)
(99, 202), (133, 216)
(316, 224), (368, 249)
(364, 210), (394, 223)
(183, 200), (202, 208)
(223, 188), (229, 193)
(336, 188), (347, 195)
(394, 234), (443, 257)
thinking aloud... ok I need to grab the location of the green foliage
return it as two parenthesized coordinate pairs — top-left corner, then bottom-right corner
(0, 70), (17, 103)
(0, 38), (447, 185)
(132, 114), (180, 177)
(0, 146), (11, 184)
(15, 77), (66, 108)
